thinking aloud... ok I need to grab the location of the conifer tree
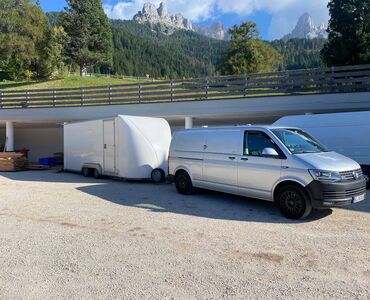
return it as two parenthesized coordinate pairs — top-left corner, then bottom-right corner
(321, 0), (370, 66)
(61, 0), (113, 76)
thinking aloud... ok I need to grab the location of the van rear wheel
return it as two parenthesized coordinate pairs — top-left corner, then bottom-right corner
(175, 171), (194, 195)
(277, 185), (312, 219)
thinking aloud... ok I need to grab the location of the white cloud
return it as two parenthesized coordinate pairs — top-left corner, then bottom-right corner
(103, 1), (148, 20)
(104, 0), (216, 21)
(103, 0), (329, 39)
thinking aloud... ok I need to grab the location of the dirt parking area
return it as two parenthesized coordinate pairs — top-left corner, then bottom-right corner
(0, 170), (369, 299)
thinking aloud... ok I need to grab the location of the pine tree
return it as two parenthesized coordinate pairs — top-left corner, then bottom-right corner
(61, 0), (113, 76)
(270, 38), (326, 70)
(321, 0), (370, 66)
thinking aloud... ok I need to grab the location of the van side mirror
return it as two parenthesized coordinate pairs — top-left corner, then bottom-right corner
(262, 148), (279, 157)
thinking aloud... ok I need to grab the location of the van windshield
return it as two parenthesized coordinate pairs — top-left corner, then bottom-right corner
(272, 128), (328, 154)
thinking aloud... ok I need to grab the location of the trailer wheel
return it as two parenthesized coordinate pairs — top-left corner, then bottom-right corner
(93, 168), (100, 179)
(151, 168), (165, 183)
(82, 167), (92, 177)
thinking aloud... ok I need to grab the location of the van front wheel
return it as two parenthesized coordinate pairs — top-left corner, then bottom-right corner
(175, 171), (194, 195)
(276, 185), (312, 219)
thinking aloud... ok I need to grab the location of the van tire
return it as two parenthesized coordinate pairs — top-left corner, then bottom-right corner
(276, 185), (312, 219)
(175, 171), (194, 195)
(82, 167), (92, 177)
(93, 168), (100, 179)
(151, 168), (165, 183)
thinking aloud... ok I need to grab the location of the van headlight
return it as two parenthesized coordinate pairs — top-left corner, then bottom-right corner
(308, 170), (342, 182)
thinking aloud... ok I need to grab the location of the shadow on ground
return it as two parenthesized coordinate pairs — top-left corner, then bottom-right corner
(79, 181), (334, 224)
(0, 170), (341, 224)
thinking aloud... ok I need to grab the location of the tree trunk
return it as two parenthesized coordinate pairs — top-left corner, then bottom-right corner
(80, 64), (86, 77)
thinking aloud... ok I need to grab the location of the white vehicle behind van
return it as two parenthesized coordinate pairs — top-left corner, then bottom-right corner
(169, 126), (367, 219)
(64, 115), (171, 182)
(273, 111), (370, 179)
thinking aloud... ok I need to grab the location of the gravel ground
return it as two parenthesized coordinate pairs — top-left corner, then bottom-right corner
(0, 170), (369, 300)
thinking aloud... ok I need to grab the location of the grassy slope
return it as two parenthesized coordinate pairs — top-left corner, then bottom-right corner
(0, 76), (143, 91)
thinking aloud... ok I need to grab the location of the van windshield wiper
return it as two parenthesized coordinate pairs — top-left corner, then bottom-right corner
(295, 151), (319, 154)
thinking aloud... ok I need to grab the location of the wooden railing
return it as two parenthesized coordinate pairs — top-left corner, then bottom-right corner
(68, 72), (153, 81)
(1, 64), (370, 109)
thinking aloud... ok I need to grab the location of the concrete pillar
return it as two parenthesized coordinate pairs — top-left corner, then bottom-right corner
(6, 121), (14, 152)
(185, 117), (193, 129)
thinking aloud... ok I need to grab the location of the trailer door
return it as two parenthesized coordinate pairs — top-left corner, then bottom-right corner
(103, 119), (116, 173)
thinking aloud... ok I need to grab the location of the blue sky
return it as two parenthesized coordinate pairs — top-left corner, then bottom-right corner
(40, 0), (329, 40)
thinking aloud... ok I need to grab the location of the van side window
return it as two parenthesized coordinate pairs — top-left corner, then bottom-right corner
(244, 131), (280, 157)
(206, 130), (239, 154)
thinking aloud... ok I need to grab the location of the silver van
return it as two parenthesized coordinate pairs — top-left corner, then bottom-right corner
(168, 126), (367, 219)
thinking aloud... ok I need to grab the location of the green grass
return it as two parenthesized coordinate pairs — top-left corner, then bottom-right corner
(0, 76), (147, 91)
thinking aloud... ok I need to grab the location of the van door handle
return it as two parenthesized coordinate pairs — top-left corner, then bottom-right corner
(241, 157), (249, 161)
(282, 166), (289, 169)
(228, 156), (236, 160)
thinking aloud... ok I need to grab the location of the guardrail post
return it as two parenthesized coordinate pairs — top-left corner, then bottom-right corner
(25, 90), (30, 108)
(205, 77), (209, 100)
(108, 86), (112, 104)
(331, 66), (336, 90)
(52, 90), (56, 107)
(138, 82), (142, 103)
(81, 88), (84, 105)
(244, 74), (248, 97)
(170, 80), (174, 102)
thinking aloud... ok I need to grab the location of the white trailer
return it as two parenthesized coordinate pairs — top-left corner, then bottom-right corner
(273, 111), (370, 177)
(64, 115), (172, 182)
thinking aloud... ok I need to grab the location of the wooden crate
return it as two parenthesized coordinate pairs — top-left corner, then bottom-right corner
(0, 152), (28, 172)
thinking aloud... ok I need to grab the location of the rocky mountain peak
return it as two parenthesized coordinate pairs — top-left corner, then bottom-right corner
(157, 2), (170, 19)
(133, 2), (228, 40)
(283, 13), (328, 40)
(142, 3), (158, 17)
(196, 21), (230, 41)
(134, 2), (193, 33)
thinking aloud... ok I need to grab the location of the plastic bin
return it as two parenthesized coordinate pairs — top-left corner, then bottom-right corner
(38, 157), (57, 166)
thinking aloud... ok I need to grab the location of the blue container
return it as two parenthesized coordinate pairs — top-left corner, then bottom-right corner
(39, 157), (57, 166)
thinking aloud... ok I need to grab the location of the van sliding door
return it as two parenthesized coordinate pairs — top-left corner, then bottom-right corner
(202, 130), (239, 193)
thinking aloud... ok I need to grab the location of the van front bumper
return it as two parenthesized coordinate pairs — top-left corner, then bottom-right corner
(306, 178), (367, 209)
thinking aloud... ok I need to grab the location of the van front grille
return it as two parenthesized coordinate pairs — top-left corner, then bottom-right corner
(340, 169), (363, 181)
(323, 186), (367, 200)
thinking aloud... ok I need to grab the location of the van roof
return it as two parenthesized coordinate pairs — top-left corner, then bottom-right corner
(178, 125), (299, 131)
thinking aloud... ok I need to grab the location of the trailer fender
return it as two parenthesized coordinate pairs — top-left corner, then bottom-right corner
(82, 163), (103, 175)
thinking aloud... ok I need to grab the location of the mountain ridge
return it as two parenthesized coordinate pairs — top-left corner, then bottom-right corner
(283, 13), (328, 40)
(133, 2), (229, 40)
(133, 2), (194, 33)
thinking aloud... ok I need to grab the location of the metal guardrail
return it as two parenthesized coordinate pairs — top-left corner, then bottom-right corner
(1, 64), (370, 109)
